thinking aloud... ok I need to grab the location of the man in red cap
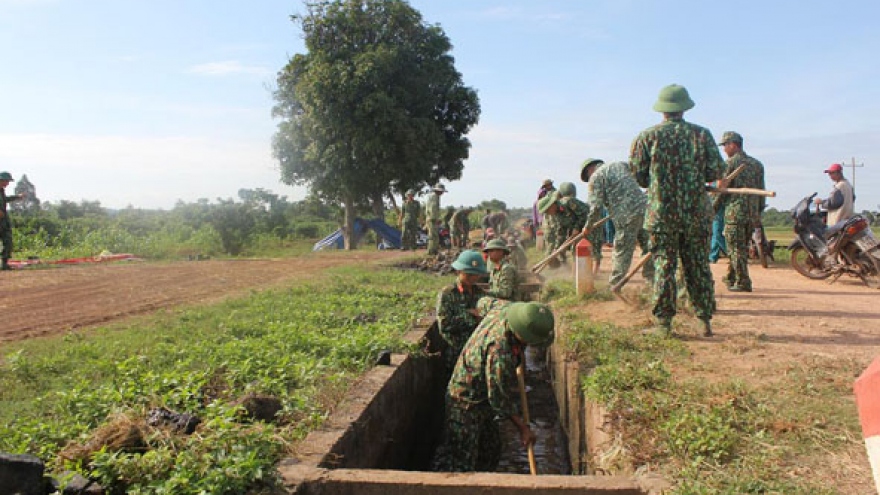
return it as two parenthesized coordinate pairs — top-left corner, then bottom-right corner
(814, 163), (854, 226)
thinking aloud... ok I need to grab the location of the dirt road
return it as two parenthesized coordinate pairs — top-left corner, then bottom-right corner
(574, 256), (880, 493)
(0, 250), (409, 343)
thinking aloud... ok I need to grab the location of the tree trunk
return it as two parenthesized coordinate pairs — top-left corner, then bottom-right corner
(343, 194), (357, 250)
(370, 191), (385, 219)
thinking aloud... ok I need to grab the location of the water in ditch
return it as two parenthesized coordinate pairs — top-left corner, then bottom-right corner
(496, 345), (572, 475)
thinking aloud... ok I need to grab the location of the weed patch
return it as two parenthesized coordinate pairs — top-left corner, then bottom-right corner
(0, 262), (443, 494)
(555, 303), (861, 494)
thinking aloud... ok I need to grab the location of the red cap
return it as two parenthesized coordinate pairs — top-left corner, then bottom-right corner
(825, 163), (843, 173)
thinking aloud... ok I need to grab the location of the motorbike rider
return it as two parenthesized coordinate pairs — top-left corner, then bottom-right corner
(814, 163), (855, 226)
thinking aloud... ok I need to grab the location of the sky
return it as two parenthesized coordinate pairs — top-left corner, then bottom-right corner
(2, 0), (879, 214)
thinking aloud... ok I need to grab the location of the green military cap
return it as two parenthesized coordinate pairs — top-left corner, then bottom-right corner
(505, 302), (555, 345)
(0, 172), (13, 181)
(558, 181), (577, 197)
(580, 158), (604, 182)
(717, 131), (743, 146)
(537, 191), (559, 214)
(542, 178), (553, 187)
(652, 84), (695, 113)
(405, 189), (416, 196)
(482, 238), (510, 253)
(451, 250), (487, 275)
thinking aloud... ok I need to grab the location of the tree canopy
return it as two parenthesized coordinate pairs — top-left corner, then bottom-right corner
(272, 0), (480, 248)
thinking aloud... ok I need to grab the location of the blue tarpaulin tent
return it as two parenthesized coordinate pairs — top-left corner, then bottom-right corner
(312, 218), (402, 251)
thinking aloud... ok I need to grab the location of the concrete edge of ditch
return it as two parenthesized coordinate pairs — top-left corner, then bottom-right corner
(278, 314), (671, 494)
(280, 464), (668, 494)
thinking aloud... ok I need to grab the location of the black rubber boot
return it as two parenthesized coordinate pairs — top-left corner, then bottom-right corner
(701, 319), (713, 337)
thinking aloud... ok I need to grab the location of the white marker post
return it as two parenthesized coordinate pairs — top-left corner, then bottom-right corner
(575, 238), (594, 295)
(854, 355), (880, 494)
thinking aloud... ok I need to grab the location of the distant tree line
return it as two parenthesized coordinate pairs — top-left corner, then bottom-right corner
(8, 177), (356, 259)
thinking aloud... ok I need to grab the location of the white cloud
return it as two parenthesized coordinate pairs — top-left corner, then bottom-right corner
(188, 60), (272, 77)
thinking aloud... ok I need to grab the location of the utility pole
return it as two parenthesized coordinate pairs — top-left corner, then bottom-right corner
(844, 157), (864, 190)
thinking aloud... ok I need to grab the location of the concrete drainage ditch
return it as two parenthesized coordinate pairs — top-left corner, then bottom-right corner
(279, 314), (668, 494)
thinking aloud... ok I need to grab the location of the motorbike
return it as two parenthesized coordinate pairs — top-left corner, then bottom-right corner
(749, 225), (775, 268)
(415, 224), (452, 249)
(788, 193), (880, 288)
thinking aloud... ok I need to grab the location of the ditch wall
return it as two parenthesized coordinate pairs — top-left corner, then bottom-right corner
(278, 314), (667, 494)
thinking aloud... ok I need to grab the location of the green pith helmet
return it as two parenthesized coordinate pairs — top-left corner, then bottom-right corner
(558, 181), (577, 198)
(451, 250), (487, 275)
(717, 131), (743, 146)
(537, 191), (559, 214)
(505, 302), (555, 345)
(482, 238), (510, 253)
(580, 158), (604, 182)
(652, 84), (695, 113)
(0, 172), (13, 181)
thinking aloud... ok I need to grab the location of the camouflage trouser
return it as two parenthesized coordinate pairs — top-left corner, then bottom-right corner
(427, 221), (440, 255)
(0, 221), (12, 260)
(649, 228), (715, 323)
(401, 220), (418, 250)
(432, 399), (501, 472)
(609, 217), (653, 287)
(723, 222), (751, 290)
(452, 226), (469, 249)
(585, 226), (604, 261)
(542, 216), (557, 254)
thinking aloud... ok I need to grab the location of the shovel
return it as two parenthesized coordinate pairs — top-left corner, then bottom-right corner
(516, 363), (537, 475)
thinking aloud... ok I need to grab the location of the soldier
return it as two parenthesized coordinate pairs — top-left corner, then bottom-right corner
(580, 159), (654, 288)
(557, 182), (602, 271)
(486, 211), (511, 238)
(482, 238), (519, 301)
(436, 250), (487, 376)
(506, 235), (529, 273)
(717, 131), (766, 292)
(0, 172), (24, 271)
(629, 84), (725, 337)
(400, 189), (421, 251)
(425, 184), (446, 255)
(532, 178), (555, 229)
(450, 207), (473, 249)
(536, 191), (564, 260)
(433, 301), (554, 472)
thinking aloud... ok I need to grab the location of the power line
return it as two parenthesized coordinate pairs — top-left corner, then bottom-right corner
(843, 157), (864, 191)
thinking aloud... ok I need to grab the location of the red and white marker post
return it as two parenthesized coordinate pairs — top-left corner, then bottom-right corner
(854, 355), (880, 494)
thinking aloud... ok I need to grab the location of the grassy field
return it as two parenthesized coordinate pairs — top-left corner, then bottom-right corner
(0, 257), (450, 494)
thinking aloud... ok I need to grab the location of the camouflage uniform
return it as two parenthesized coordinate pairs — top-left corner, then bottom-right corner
(436, 282), (486, 374)
(433, 305), (523, 472)
(558, 196), (602, 261)
(425, 191), (442, 255)
(584, 161), (654, 287)
(400, 198), (421, 250)
(486, 212), (511, 237)
(542, 214), (557, 254)
(450, 209), (472, 248)
(0, 182), (22, 267)
(507, 242), (529, 273)
(718, 143), (765, 292)
(487, 258), (519, 301)
(630, 115), (725, 326)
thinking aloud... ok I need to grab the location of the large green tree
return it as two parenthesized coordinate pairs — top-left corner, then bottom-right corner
(272, 0), (480, 248)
